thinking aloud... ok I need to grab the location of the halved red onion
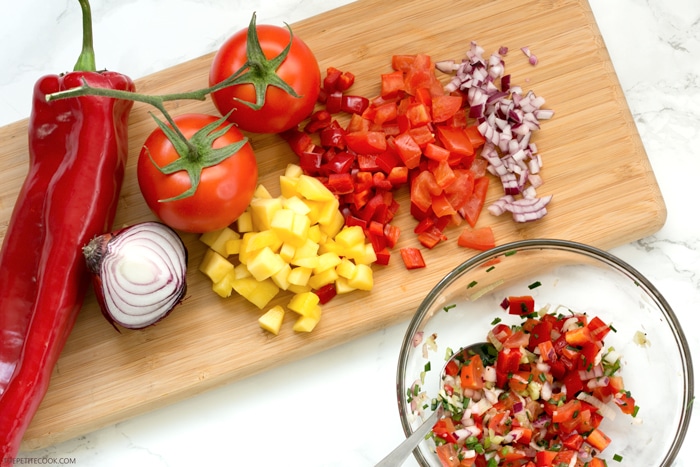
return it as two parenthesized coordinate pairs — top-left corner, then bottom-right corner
(83, 221), (188, 330)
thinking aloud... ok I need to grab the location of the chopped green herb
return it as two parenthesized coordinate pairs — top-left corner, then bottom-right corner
(467, 280), (478, 288)
(443, 303), (456, 312)
(528, 280), (542, 289)
(491, 317), (502, 325)
(613, 453), (623, 462)
(424, 362), (431, 372)
(504, 250), (518, 256)
(486, 265), (495, 272)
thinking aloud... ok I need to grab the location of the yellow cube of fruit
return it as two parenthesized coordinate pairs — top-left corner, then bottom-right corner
(308, 268), (339, 290)
(335, 258), (357, 279)
(271, 263), (292, 290)
(279, 242), (296, 263)
(283, 195), (311, 216)
(233, 277), (279, 309)
(354, 243), (378, 265)
(233, 263), (252, 279)
(296, 174), (335, 201)
(287, 283), (312, 294)
(236, 210), (253, 233)
(225, 238), (242, 256)
(316, 197), (341, 227)
(319, 207), (345, 238)
(199, 249), (234, 283)
(279, 175), (300, 199)
(250, 197), (283, 231)
(287, 267), (312, 286)
(254, 184), (273, 199)
(314, 252), (342, 274)
(292, 238), (319, 262)
(308, 224), (322, 244)
(246, 247), (286, 282)
(348, 263), (373, 291)
(200, 227), (240, 257)
(245, 229), (282, 254)
(212, 270), (235, 298)
(287, 291), (320, 317)
(334, 276), (356, 294)
(259, 305), (286, 335)
(284, 163), (304, 179)
(293, 313), (321, 333)
(334, 225), (365, 249)
(271, 208), (308, 247)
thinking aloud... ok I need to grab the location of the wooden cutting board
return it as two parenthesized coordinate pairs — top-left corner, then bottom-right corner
(1, 0), (664, 450)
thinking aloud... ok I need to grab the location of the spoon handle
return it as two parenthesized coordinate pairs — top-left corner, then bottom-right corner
(375, 410), (439, 466)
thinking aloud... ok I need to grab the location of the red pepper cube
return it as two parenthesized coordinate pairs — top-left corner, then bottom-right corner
(508, 295), (535, 315)
(400, 247), (425, 269)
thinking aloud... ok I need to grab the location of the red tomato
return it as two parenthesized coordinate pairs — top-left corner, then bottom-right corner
(209, 19), (321, 134)
(137, 114), (258, 233)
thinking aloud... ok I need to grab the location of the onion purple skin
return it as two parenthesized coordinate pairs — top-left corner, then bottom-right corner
(83, 221), (189, 331)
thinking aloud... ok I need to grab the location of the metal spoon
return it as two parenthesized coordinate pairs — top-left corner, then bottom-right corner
(375, 341), (497, 467)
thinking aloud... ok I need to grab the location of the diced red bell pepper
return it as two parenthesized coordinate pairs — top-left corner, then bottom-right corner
(393, 132), (422, 169)
(431, 94), (463, 123)
(462, 176), (489, 227)
(400, 247), (426, 269)
(314, 283), (337, 305)
(345, 131), (387, 154)
(436, 125), (475, 157)
(380, 70), (405, 98)
(326, 173), (354, 195)
(508, 295), (535, 316)
(341, 95), (370, 115)
(457, 226), (495, 251)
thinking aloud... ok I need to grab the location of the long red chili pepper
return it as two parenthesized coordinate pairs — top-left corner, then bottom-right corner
(0, 0), (133, 459)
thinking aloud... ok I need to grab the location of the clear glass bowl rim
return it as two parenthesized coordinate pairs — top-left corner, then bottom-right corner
(395, 238), (695, 467)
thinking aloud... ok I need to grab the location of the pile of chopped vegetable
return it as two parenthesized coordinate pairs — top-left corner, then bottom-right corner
(409, 298), (638, 467)
(284, 42), (554, 270)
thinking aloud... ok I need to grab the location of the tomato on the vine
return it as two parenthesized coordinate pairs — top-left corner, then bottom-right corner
(208, 14), (321, 134)
(137, 113), (258, 234)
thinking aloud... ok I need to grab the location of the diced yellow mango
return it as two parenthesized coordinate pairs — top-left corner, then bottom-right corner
(284, 163), (304, 179)
(335, 225), (365, 249)
(199, 249), (234, 283)
(314, 252), (342, 274)
(259, 305), (285, 335)
(236, 210), (253, 233)
(279, 242), (296, 263)
(319, 206), (345, 238)
(238, 232), (255, 265)
(233, 277), (279, 309)
(225, 238), (242, 256)
(287, 283), (312, 294)
(288, 291), (321, 317)
(335, 258), (357, 279)
(302, 199), (322, 225)
(271, 208), (308, 247)
(283, 195), (311, 215)
(271, 263), (292, 290)
(334, 276), (356, 294)
(199, 227), (240, 257)
(245, 229), (282, 254)
(292, 238), (319, 261)
(250, 197), (283, 231)
(354, 243), (378, 265)
(279, 175), (300, 199)
(234, 263), (252, 279)
(348, 263), (373, 291)
(317, 238), (340, 255)
(254, 184), (273, 199)
(293, 313), (321, 333)
(316, 197), (341, 227)
(308, 224), (322, 244)
(246, 247), (286, 282)
(291, 256), (319, 269)
(308, 268), (339, 290)
(212, 270), (235, 298)
(287, 267), (312, 286)
(296, 174), (336, 201)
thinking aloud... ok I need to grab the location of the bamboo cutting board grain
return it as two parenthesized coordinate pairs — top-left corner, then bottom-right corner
(0, 0), (664, 450)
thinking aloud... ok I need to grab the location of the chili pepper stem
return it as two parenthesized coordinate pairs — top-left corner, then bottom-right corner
(74, 0), (97, 72)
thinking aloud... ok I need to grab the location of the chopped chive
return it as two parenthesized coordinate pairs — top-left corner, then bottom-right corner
(528, 280), (542, 289)
(424, 362), (431, 372)
(467, 280), (478, 288)
(505, 250), (517, 256)
(613, 453), (623, 462)
(443, 303), (456, 312)
(632, 405), (640, 417)
(486, 265), (495, 272)
(491, 317), (502, 325)
(610, 324), (618, 332)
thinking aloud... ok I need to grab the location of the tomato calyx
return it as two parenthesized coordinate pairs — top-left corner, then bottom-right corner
(212, 12), (301, 111)
(146, 112), (249, 202)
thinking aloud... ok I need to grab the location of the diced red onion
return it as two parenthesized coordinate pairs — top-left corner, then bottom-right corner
(83, 221), (188, 330)
(412, 331), (424, 348)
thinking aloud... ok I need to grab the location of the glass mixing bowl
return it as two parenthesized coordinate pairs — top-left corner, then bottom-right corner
(396, 239), (693, 466)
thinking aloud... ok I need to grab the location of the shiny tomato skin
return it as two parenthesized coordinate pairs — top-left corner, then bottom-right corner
(209, 24), (321, 134)
(137, 113), (257, 234)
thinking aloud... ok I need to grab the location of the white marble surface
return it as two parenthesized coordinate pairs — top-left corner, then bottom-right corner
(1, 0), (698, 465)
